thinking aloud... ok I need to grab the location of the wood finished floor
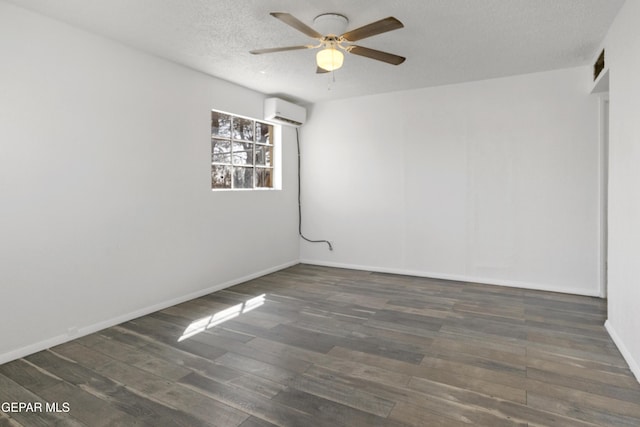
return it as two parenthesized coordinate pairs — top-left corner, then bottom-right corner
(1, 264), (639, 426)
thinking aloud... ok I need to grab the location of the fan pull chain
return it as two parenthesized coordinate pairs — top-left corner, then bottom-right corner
(327, 70), (336, 91)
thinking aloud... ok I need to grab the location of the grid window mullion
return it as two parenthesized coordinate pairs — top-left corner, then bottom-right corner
(212, 111), (274, 190)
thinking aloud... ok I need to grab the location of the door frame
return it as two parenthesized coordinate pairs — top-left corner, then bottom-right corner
(598, 94), (609, 298)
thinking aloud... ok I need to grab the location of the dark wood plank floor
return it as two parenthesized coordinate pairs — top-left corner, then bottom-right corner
(2, 264), (639, 426)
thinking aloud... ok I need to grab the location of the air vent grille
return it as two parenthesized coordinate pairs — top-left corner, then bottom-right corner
(594, 49), (605, 81)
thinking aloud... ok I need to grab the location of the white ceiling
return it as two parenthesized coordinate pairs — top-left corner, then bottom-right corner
(8, 0), (624, 104)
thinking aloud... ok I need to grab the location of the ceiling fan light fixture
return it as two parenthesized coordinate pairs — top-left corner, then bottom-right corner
(316, 47), (344, 71)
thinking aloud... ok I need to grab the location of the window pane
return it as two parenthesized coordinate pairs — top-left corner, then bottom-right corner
(256, 122), (273, 144)
(212, 139), (231, 163)
(232, 141), (253, 165)
(212, 112), (231, 137)
(233, 118), (254, 141)
(255, 145), (273, 167)
(233, 166), (254, 188)
(211, 110), (277, 191)
(212, 165), (231, 189)
(256, 168), (273, 188)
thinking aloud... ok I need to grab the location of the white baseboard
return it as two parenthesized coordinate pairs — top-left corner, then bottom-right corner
(298, 259), (601, 297)
(0, 260), (299, 366)
(605, 320), (640, 383)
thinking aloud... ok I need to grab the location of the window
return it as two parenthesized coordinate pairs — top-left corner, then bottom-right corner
(211, 110), (275, 190)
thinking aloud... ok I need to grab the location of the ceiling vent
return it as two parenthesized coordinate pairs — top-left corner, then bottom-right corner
(594, 49), (605, 81)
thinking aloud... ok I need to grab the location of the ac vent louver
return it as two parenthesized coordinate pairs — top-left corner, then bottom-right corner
(273, 115), (303, 126)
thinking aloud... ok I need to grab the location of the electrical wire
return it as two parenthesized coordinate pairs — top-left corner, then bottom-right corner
(296, 128), (333, 251)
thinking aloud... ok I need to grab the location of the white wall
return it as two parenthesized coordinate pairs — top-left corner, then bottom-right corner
(601, 0), (640, 381)
(300, 67), (600, 296)
(0, 2), (299, 363)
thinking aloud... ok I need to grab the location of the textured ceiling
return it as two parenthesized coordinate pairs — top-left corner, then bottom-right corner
(7, 0), (624, 104)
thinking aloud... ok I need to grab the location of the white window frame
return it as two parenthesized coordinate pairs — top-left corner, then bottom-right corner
(211, 109), (281, 191)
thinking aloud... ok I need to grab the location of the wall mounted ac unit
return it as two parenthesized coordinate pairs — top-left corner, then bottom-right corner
(264, 97), (306, 127)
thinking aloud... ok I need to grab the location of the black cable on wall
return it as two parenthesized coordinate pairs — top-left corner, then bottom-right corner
(296, 128), (333, 251)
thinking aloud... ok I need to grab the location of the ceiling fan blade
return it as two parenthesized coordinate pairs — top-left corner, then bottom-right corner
(316, 66), (330, 74)
(347, 45), (406, 65)
(271, 12), (323, 40)
(250, 45), (314, 55)
(341, 17), (403, 42)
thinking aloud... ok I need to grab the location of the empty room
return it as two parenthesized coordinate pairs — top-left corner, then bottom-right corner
(1, 0), (639, 426)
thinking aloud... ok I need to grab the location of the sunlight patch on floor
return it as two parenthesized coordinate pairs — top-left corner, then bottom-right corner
(178, 294), (265, 342)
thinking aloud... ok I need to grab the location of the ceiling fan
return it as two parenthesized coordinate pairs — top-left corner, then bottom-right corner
(250, 12), (406, 73)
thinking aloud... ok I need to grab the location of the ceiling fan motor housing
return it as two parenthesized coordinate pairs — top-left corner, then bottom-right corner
(313, 13), (349, 37)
